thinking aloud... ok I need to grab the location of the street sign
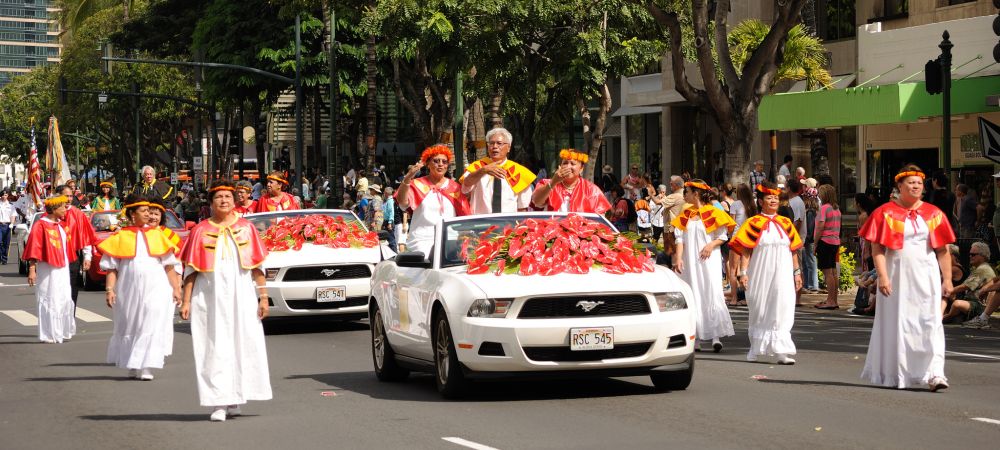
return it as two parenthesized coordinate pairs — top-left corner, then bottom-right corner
(170, 172), (178, 183)
(980, 117), (1000, 164)
(193, 156), (204, 171)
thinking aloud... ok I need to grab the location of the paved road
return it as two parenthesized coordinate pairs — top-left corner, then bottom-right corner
(1, 263), (999, 450)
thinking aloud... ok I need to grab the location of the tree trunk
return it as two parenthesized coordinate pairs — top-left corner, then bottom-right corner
(719, 116), (755, 186)
(365, 34), (377, 173)
(252, 100), (267, 181)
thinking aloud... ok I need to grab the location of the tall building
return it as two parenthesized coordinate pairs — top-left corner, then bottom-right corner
(0, 0), (60, 87)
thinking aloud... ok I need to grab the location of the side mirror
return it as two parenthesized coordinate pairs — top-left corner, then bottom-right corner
(395, 251), (431, 268)
(185, 221), (196, 230)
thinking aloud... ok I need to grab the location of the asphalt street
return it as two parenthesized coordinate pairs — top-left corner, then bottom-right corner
(1, 262), (999, 450)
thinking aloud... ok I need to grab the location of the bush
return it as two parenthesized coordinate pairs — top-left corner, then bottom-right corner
(818, 246), (857, 293)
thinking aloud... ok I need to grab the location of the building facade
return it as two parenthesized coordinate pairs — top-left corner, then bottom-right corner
(0, 0), (60, 87)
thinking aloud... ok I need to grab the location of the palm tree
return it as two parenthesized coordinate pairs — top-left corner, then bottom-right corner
(728, 20), (832, 92)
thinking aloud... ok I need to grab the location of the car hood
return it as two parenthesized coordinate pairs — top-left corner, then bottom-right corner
(455, 266), (692, 298)
(263, 243), (381, 268)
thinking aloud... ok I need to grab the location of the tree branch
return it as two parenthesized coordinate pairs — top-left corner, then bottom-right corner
(691, 0), (733, 121)
(713, 0), (740, 90)
(644, 1), (708, 109)
(738, 0), (807, 103)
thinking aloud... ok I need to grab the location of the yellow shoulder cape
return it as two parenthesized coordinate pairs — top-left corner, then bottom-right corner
(728, 214), (803, 256)
(670, 205), (736, 234)
(460, 157), (536, 194)
(98, 227), (178, 260)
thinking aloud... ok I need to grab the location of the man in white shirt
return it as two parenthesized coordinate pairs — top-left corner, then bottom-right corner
(460, 128), (535, 214)
(778, 155), (793, 179)
(0, 191), (14, 264)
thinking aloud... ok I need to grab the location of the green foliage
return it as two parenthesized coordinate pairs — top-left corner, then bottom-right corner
(728, 20), (831, 90)
(818, 245), (857, 294)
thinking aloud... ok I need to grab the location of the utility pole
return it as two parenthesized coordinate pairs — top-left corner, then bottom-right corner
(133, 81), (141, 183)
(294, 14), (304, 189)
(454, 74), (465, 172)
(940, 31), (953, 180)
(328, 5), (341, 200)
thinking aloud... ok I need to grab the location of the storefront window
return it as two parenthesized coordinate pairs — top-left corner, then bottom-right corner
(627, 114), (644, 171)
(840, 127), (858, 213)
(817, 0), (856, 41)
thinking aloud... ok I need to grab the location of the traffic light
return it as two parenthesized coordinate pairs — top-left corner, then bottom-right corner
(925, 58), (942, 95)
(993, 0), (1000, 63)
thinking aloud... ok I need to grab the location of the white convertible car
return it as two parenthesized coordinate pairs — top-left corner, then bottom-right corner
(369, 212), (696, 398)
(245, 209), (395, 320)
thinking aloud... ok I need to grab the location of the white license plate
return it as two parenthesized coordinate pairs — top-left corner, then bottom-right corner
(316, 286), (347, 303)
(569, 327), (614, 351)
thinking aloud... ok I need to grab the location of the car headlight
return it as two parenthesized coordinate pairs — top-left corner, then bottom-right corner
(467, 298), (513, 318)
(653, 292), (687, 312)
(265, 268), (279, 281)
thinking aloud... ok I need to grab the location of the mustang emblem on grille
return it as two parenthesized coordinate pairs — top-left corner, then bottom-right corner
(320, 268), (341, 277)
(575, 300), (605, 312)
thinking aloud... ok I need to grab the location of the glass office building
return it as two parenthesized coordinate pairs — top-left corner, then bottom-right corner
(0, 0), (59, 87)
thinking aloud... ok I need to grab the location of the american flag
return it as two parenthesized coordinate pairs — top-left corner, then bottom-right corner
(26, 126), (43, 208)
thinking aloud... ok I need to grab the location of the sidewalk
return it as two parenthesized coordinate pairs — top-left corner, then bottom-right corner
(797, 288), (1000, 329)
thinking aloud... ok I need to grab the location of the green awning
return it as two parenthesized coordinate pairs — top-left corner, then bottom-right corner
(759, 75), (1000, 130)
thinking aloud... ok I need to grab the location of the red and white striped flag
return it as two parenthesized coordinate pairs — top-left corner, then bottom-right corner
(26, 126), (44, 208)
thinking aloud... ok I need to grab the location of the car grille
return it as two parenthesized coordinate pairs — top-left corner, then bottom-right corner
(284, 296), (368, 310)
(522, 342), (653, 362)
(517, 295), (651, 319)
(281, 264), (372, 282)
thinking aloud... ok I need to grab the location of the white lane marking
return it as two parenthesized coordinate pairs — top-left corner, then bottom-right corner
(1, 310), (38, 326)
(946, 351), (1000, 361)
(442, 437), (500, 450)
(0, 283), (31, 287)
(75, 307), (111, 323)
(971, 417), (1000, 425)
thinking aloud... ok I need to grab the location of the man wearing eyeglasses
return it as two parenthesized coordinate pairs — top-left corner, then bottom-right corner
(460, 127), (535, 214)
(944, 241), (995, 324)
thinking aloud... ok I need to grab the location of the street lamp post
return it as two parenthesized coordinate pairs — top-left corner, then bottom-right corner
(294, 14), (304, 189)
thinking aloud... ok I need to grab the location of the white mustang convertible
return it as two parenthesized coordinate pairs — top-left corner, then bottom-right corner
(368, 212), (696, 398)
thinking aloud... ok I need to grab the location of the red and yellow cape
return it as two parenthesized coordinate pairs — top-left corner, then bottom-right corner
(728, 214), (803, 256)
(24, 219), (75, 268)
(253, 192), (299, 213)
(460, 158), (536, 194)
(670, 205), (736, 235)
(399, 176), (470, 216)
(97, 227), (179, 259)
(535, 178), (610, 214)
(51, 206), (96, 253)
(235, 200), (258, 217)
(858, 201), (954, 250)
(179, 218), (268, 272)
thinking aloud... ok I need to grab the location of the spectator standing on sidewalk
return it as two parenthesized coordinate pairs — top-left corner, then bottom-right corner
(954, 184), (977, 239)
(813, 185), (842, 309)
(859, 165), (955, 391)
(0, 191), (14, 265)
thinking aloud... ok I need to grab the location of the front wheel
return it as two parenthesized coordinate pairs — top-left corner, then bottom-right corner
(650, 357), (694, 392)
(371, 304), (409, 382)
(433, 309), (468, 399)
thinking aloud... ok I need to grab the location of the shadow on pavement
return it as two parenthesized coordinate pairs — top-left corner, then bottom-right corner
(287, 370), (666, 402)
(757, 378), (885, 389)
(0, 334), (37, 338)
(80, 413), (218, 422)
(46, 362), (113, 367)
(26, 375), (131, 382)
(263, 318), (369, 336)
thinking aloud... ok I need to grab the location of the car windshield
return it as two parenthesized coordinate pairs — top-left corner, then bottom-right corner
(244, 210), (363, 235)
(438, 213), (614, 268)
(91, 210), (183, 232)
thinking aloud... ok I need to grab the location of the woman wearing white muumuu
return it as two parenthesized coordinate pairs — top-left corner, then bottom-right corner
(24, 195), (77, 344)
(100, 195), (182, 381)
(730, 182), (804, 365)
(858, 165), (955, 391)
(672, 179), (736, 352)
(180, 180), (272, 422)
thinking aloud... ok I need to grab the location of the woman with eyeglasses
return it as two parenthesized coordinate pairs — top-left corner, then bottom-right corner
(395, 145), (470, 257)
(859, 165), (955, 391)
(730, 181), (804, 365)
(672, 179), (736, 352)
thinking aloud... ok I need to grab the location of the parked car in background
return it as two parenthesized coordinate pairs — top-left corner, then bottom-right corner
(368, 212), (696, 398)
(244, 209), (396, 321)
(82, 209), (194, 290)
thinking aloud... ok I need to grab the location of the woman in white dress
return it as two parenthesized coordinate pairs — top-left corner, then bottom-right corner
(180, 180), (272, 421)
(395, 145), (469, 256)
(24, 195), (76, 343)
(101, 195), (182, 380)
(731, 182), (803, 364)
(858, 165), (955, 391)
(672, 179), (736, 352)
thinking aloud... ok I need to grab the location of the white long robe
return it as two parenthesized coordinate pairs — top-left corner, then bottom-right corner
(675, 219), (734, 341)
(405, 190), (454, 257)
(745, 216), (797, 359)
(862, 216), (946, 388)
(36, 219), (76, 343)
(187, 231), (272, 407)
(103, 232), (178, 369)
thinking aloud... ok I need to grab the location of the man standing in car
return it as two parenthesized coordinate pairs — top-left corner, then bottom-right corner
(459, 128), (535, 214)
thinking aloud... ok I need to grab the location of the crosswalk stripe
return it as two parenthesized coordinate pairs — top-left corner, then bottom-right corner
(0, 310), (38, 326)
(75, 307), (111, 323)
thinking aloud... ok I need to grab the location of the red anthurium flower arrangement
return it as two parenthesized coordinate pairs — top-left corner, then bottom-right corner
(465, 214), (655, 276)
(261, 215), (378, 251)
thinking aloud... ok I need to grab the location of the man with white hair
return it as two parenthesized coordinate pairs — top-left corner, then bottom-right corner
(460, 127), (535, 214)
(944, 241), (995, 323)
(129, 165), (174, 201)
(749, 160), (766, 191)
(795, 167), (806, 180)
